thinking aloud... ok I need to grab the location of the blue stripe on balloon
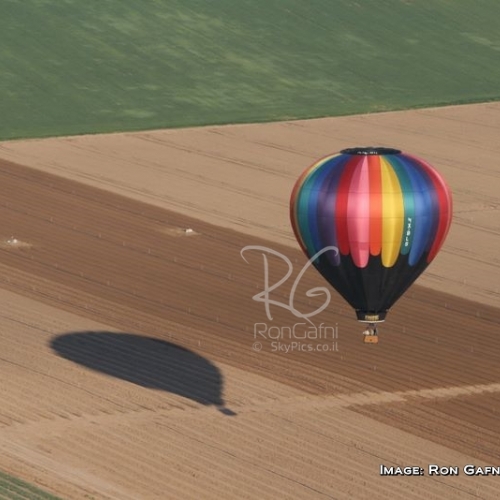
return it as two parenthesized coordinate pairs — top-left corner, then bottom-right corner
(408, 157), (440, 256)
(305, 185), (321, 255)
(297, 166), (328, 255)
(388, 156), (415, 256)
(308, 163), (334, 254)
(295, 156), (333, 254)
(316, 155), (348, 265)
(296, 181), (314, 255)
(297, 155), (345, 261)
(400, 158), (436, 265)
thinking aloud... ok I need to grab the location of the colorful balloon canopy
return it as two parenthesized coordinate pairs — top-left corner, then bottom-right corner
(290, 147), (453, 322)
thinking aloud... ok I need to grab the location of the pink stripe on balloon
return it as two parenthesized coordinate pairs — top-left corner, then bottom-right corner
(346, 156), (370, 267)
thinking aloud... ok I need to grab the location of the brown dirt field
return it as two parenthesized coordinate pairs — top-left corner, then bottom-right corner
(1, 102), (499, 308)
(0, 154), (499, 499)
(354, 391), (500, 466)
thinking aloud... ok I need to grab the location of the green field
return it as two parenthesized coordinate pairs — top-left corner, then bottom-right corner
(0, 470), (63, 500)
(1, 0), (500, 139)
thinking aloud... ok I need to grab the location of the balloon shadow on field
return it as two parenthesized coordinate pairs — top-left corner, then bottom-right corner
(50, 331), (236, 416)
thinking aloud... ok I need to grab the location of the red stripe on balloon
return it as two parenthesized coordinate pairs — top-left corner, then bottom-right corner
(335, 157), (360, 255)
(368, 155), (382, 256)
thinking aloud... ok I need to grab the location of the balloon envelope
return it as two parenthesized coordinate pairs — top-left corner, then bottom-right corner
(290, 147), (452, 322)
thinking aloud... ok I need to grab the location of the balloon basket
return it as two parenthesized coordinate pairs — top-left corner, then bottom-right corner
(364, 335), (379, 344)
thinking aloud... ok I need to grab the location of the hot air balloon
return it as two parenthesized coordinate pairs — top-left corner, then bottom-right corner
(290, 147), (452, 332)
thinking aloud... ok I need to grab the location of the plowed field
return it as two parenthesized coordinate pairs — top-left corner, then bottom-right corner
(0, 152), (499, 499)
(0, 103), (499, 499)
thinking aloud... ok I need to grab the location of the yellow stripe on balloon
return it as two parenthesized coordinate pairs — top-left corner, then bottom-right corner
(380, 158), (404, 267)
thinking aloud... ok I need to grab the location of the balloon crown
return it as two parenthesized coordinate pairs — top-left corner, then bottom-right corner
(341, 147), (401, 155)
